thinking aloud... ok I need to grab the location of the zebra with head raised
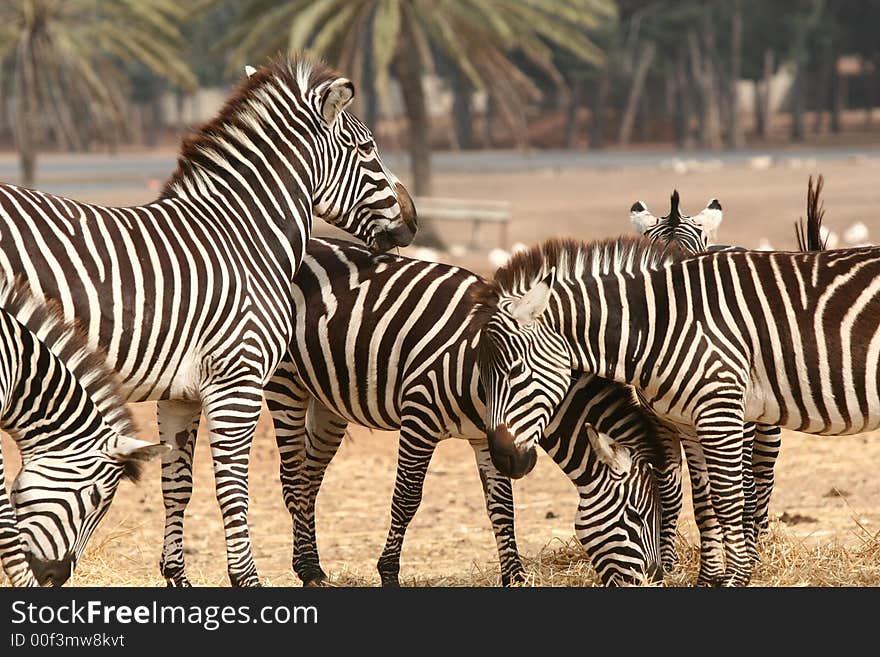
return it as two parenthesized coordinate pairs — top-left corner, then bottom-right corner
(631, 182), (826, 575)
(478, 234), (880, 586)
(0, 276), (165, 587)
(258, 237), (663, 587)
(0, 54), (415, 586)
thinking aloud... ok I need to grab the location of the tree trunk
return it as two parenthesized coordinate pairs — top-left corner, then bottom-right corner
(865, 53), (878, 129)
(618, 41), (656, 145)
(590, 66), (610, 150)
(395, 22), (445, 248)
(14, 44), (40, 187)
(727, 2), (744, 149)
(689, 29), (722, 150)
(790, 61), (805, 141)
(831, 58), (843, 133)
(451, 71), (474, 150)
(675, 52), (694, 148)
(563, 77), (583, 148)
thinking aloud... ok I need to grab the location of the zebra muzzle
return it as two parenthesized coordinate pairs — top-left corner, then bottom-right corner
(27, 551), (74, 587)
(486, 424), (537, 479)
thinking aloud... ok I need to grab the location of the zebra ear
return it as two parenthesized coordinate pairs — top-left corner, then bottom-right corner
(244, 65), (257, 78)
(691, 199), (723, 242)
(585, 425), (632, 475)
(107, 436), (170, 462)
(321, 78), (355, 125)
(509, 268), (555, 326)
(630, 201), (658, 234)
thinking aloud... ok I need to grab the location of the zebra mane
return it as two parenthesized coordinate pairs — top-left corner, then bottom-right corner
(161, 53), (342, 198)
(0, 275), (137, 443)
(491, 236), (687, 298)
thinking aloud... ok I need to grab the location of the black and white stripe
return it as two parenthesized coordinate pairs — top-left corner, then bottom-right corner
(480, 236), (880, 586)
(259, 238), (663, 586)
(0, 276), (164, 587)
(0, 55), (415, 586)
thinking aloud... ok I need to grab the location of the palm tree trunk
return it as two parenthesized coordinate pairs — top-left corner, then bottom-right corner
(452, 71), (474, 150)
(590, 66), (610, 150)
(394, 22), (444, 248)
(618, 41), (656, 146)
(564, 77), (583, 148)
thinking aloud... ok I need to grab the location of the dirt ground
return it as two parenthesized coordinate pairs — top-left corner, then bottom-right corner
(3, 155), (880, 587)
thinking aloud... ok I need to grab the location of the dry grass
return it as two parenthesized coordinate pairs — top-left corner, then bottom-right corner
(19, 520), (875, 588)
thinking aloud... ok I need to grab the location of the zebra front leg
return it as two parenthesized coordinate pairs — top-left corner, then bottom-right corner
(752, 424), (781, 534)
(0, 456), (38, 587)
(680, 438), (725, 586)
(697, 416), (752, 587)
(157, 399), (201, 587)
(469, 439), (525, 586)
(202, 383), (264, 587)
(654, 423), (683, 572)
(376, 424), (436, 587)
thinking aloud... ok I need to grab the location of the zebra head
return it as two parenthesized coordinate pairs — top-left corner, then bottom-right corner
(630, 191), (722, 254)
(576, 425), (663, 586)
(304, 71), (417, 252)
(479, 269), (572, 479)
(11, 436), (167, 587)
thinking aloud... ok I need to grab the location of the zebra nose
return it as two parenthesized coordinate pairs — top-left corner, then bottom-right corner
(27, 552), (74, 587)
(486, 424), (537, 479)
(394, 182), (418, 234)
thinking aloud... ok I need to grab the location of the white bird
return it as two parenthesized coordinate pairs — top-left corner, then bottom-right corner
(819, 226), (840, 249)
(448, 244), (468, 258)
(756, 238), (774, 251)
(488, 248), (511, 269)
(511, 242), (529, 254)
(414, 247), (439, 263)
(749, 155), (773, 170)
(843, 222), (870, 246)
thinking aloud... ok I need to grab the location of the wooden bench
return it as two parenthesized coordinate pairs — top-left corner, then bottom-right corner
(413, 197), (511, 250)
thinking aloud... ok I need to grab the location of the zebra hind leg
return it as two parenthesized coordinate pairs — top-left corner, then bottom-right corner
(295, 400), (348, 586)
(157, 399), (201, 587)
(752, 425), (781, 535)
(741, 424), (758, 567)
(376, 424), (436, 587)
(681, 438), (725, 586)
(469, 439), (525, 586)
(654, 424), (684, 573)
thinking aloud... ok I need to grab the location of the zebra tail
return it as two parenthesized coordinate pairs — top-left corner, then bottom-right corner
(794, 174), (826, 253)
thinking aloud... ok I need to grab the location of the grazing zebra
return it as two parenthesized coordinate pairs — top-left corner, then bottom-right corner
(0, 276), (165, 587)
(478, 235), (880, 586)
(0, 55), (415, 586)
(258, 237), (662, 586)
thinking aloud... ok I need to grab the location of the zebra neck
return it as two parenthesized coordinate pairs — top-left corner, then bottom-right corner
(0, 325), (111, 462)
(554, 274), (652, 386)
(164, 134), (317, 281)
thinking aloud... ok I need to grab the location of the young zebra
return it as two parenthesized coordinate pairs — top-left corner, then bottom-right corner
(0, 55), (415, 587)
(257, 237), (663, 586)
(478, 236), (880, 586)
(0, 276), (165, 587)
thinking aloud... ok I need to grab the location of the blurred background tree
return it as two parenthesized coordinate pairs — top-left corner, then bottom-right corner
(0, 0), (196, 186)
(218, 0), (616, 246)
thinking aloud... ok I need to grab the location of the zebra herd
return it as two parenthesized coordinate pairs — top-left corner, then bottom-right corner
(0, 55), (871, 588)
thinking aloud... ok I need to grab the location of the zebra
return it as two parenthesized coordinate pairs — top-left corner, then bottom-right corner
(0, 55), (415, 587)
(254, 237), (663, 586)
(0, 275), (165, 587)
(477, 234), (880, 586)
(632, 182), (826, 574)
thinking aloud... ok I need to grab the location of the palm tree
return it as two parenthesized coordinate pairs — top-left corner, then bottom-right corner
(221, 0), (615, 245)
(0, 0), (196, 186)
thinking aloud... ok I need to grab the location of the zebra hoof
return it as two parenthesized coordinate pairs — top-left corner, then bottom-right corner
(503, 568), (527, 587)
(379, 574), (400, 587)
(229, 571), (262, 587)
(165, 577), (191, 588)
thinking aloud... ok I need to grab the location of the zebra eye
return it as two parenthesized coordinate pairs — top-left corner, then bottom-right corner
(510, 362), (526, 379)
(358, 140), (375, 155)
(89, 485), (101, 508)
